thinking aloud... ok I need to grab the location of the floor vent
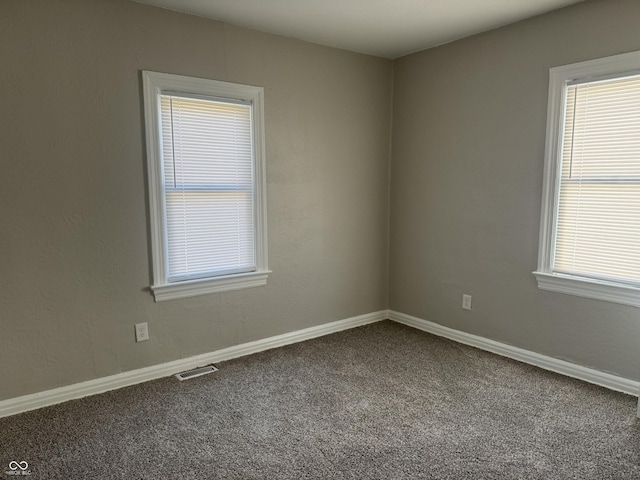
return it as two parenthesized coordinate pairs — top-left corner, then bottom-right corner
(175, 365), (218, 381)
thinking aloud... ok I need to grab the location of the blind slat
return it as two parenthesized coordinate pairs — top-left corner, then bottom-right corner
(554, 75), (640, 285)
(160, 94), (256, 280)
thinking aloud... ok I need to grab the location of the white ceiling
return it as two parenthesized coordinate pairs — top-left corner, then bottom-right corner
(134, 0), (584, 59)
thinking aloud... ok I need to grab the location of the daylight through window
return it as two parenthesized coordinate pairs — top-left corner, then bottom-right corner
(143, 72), (269, 301)
(534, 51), (640, 307)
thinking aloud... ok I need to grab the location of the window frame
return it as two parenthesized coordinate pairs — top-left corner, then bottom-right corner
(534, 51), (640, 308)
(142, 71), (269, 302)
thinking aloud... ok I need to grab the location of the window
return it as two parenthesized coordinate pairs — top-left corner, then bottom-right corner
(534, 51), (640, 307)
(142, 71), (269, 302)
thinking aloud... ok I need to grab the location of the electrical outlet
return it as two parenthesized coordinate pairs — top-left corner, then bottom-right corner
(135, 322), (149, 342)
(462, 294), (472, 311)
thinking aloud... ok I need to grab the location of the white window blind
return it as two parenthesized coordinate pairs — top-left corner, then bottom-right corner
(160, 94), (256, 282)
(554, 74), (640, 286)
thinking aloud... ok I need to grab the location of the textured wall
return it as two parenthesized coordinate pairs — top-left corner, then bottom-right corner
(0, 0), (392, 400)
(390, 0), (640, 380)
(2, 0), (639, 404)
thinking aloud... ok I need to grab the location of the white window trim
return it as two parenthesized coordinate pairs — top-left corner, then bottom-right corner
(142, 71), (269, 302)
(533, 51), (640, 308)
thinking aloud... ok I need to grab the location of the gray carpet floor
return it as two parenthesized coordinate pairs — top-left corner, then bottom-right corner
(1, 320), (639, 479)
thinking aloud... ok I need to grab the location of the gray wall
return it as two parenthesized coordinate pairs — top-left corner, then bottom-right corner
(0, 0), (392, 400)
(2, 0), (639, 403)
(390, 0), (640, 380)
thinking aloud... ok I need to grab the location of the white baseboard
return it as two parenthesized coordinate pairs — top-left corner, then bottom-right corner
(0, 310), (388, 418)
(3, 309), (637, 419)
(389, 310), (640, 397)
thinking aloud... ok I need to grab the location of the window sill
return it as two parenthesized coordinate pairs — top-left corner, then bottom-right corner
(151, 270), (271, 302)
(533, 271), (640, 308)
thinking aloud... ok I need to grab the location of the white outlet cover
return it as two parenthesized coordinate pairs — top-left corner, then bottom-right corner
(462, 294), (472, 310)
(135, 322), (149, 342)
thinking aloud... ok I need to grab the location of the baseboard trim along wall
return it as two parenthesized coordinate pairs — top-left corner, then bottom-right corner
(0, 310), (388, 418)
(389, 310), (640, 397)
(2, 309), (637, 418)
